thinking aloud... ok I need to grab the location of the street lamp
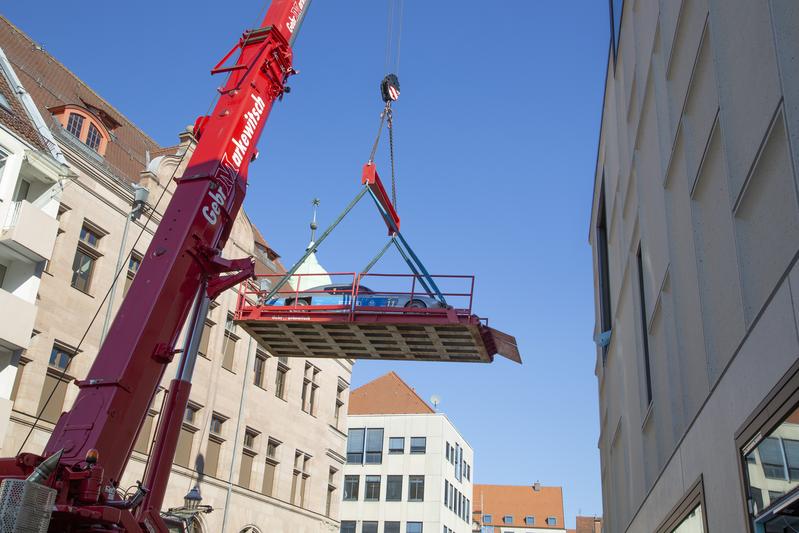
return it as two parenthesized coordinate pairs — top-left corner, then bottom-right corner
(183, 486), (202, 511)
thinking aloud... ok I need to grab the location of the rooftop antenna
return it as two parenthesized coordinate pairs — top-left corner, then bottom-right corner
(308, 198), (320, 250)
(430, 394), (440, 411)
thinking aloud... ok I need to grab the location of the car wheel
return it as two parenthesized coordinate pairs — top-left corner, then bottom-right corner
(406, 299), (427, 309)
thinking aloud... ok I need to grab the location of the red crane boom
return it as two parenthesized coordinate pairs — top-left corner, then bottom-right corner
(0, 1), (311, 531)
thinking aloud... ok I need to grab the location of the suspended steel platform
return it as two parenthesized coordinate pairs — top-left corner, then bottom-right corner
(235, 273), (521, 363)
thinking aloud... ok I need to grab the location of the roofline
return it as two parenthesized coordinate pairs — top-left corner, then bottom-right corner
(1, 15), (162, 149)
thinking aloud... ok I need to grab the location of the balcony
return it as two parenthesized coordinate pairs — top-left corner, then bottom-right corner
(0, 200), (58, 262)
(0, 288), (35, 350)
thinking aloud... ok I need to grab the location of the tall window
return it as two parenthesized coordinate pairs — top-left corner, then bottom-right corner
(85, 123), (102, 151)
(326, 467), (337, 516)
(0, 263), (6, 288)
(343, 475), (359, 501)
(38, 343), (75, 423)
(72, 224), (102, 293)
(347, 428), (383, 464)
(262, 438), (280, 496)
(637, 244), (653, 405)
(290, 451), (311, 507)
(596, 180), (612, 361)
(334, 381), (347, 427)
(66, 113), (85, 138)
(347, 429), (365, 464)
(222, 312), (238, 371)
(301, 362), (320, 415)
(205, 413), (227, 477)
(239, 429), (258, 489)
(364, 475), (381, 501)
(365, 428), (384, 464)
(386, 475), (402, 501)
(123, 253), (142, 296)
(408, 475), (425, 502)
(275, 357), (289, 399)
(198, 321), (212, 358)
(254, 351), (268, 388)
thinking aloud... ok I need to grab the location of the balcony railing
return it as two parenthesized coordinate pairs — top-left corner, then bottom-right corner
(3, 201), (22, 230)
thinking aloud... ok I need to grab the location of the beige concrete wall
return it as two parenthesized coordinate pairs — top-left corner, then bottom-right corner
(4, 130), (353, 532)
(590, 0), (799, 531)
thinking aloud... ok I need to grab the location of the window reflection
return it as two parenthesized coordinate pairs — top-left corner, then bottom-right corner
(671, 505), (704, 533)
(744, 408), (799, 518)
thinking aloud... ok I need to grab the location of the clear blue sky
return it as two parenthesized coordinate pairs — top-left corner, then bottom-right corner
(4, 1), (609, 526)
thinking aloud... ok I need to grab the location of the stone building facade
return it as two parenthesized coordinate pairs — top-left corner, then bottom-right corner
(590, 0), (799, 532)
(0, 15), (352, 533)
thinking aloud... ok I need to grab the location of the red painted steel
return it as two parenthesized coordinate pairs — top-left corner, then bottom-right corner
(362, 163), (401, 234)
(0, 1), (311, 531)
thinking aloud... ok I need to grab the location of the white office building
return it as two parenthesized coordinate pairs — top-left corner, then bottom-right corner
(341, 371), (474, 533)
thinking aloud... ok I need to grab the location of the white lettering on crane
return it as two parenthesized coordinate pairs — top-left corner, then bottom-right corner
(286, 0), (307, 35)
(202, 93), (267, 226)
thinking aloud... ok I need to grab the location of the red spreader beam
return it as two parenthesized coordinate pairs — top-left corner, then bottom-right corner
(362, 163), (400, 235)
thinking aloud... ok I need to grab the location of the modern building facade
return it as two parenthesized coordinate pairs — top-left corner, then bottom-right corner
(341, 372), (474, 533)
(0, 15), (353, 533)
(472, 484), (565, 533)
(590, 1), (799, 532)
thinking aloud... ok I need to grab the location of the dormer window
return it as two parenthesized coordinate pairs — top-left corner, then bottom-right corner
(50, 105), (110, 156)
(86, 123), (102, 151)
(66, 113), (84, 137)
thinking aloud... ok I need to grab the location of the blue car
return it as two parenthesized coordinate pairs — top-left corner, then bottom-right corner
(269, 283), (445, 309)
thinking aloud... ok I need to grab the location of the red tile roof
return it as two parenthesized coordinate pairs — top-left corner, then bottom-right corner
(0, 60), (46, 150)
(0, 15), (159, 182)
(473, 484), (565, 529)
(348, 371), (435, 415)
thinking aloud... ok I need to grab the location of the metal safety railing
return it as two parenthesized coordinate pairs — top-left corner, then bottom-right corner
(236, 272), (476, 322)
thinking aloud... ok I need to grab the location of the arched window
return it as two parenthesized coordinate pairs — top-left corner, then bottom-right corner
(50, 105), (110, 156)
(239, 527), (262, 533)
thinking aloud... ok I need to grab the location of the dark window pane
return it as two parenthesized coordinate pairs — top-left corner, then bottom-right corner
(408, 475), (424, 501)
(389, 437), (405, 453)
(362, 522), (378, 533)
(386, 475), (402, 501)
(365, 428), (384, 464)
(410, 437), (426, 453)
(86, 123), (102, 151)
(347, 428), (365, 464)
(343, 475), (359, 501)
(385, 522), (401, 533)
(66, 113), (84, 138)
(364, 475), (381, 501)
(340, 521), (356, 533)
(71, 249), (95, 292)
(760, 437), (787, 480)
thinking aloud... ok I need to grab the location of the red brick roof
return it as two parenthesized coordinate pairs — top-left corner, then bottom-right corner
(0, 59), (46, 150)
(473, 484), (565, 529)
(348, 371), (435, 415)
(0, 15), (159, 182)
